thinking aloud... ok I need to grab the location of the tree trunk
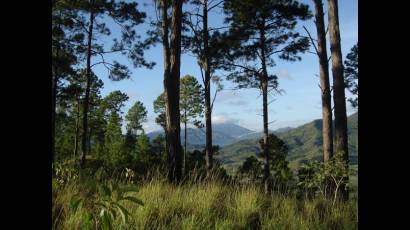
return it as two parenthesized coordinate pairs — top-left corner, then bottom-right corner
(203, 0), (213, 177)
(74, 95), (81, 158)
(262, 78), (270, 194)
(160, 0), (171, 180)
(81, 7), (95, 168)
(88, 128), (92, 156)
(52, 54), (58, 163)
(260, 26), (271, 194)
(183, 118), (187, 177)
(164, 0), (183, 183)
(327, 0), (349, 201)
(313, 0), (333, 163)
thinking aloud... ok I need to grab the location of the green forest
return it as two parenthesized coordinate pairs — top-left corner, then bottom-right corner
(52, 0), (358, 229)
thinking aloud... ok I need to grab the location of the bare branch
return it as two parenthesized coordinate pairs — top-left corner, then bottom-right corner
(307, 51), (318, 55)
(268, 98), (276, 105)
(225, 63), (260, 75)
(266, 48), (287, 57)
(303, 26), (319, 57)
(71, 17), (89, 33)
(210, 88), (218, 111)
(208, 26), (230, 31)
(199, 65), (205, 85)
(268, 120), (276, 125)
(185, 11), (203, 18)
(208, 0), (224, 12)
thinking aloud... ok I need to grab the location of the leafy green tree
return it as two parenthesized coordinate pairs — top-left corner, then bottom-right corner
(259, 133), (293, 192)
(135, 132), (152, 163)
(94, 91), (129, 161)
(151, 134), (167, 164)
(344, 43), (358, 108)
(223, 0), (311, 194)
(237, 156), (263, 181)
(55, 70), (104, 161)
(125, 101), (148, 136)
(153, 93), (166, 130)
(104, 112), (126, 168)
(297, 152), (349, 205)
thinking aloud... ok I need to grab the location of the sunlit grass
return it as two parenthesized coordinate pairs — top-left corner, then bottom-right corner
(53, 177), (358, 230)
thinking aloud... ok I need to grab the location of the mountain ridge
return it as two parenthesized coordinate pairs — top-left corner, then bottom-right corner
(217, 112), (358, 173)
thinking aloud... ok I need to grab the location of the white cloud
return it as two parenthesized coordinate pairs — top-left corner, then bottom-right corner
(277, 69), (293, 80)
(212, 115), (238, 124)
(215, 90), (240, 102)
(227, 100), (249, 106)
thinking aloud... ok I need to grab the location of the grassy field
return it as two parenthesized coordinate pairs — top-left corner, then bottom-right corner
(53, 177), (358, 230)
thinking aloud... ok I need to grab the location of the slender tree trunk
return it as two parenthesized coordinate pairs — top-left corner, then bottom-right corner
(52, 15), (62, 163)
(164, 0), (183, 182)
(313, 0), (333, 163)
(52, 56), (58, 163)
(327, 0), (349, 201)
(183, 118), (187, 177)
(74, 95), (81, 158)
(81, 6), (95, 168)
(160, 0), (171, 180)
(262, 77), (270, 194)
(260, 26), (271, 194)
(88, 128), (92, 155)
(203, 0), (213, 176)
(313, 0), (334, 199)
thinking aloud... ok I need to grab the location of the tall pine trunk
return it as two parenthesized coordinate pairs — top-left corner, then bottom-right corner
(160, 0), (171, 179)
(313, 0), (333, 162)
(262, 77), (270, 194)
(327, 0), (349, 201)
(74, 95), (81, 158)
(203, 0), (213, 176)
(164, 0), (183, 182)
(183, 118), (187, 177)
(81, 7), (95, 168)
(260, 26), (271, 194)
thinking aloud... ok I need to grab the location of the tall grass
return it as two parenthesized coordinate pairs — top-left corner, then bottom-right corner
(53, 175), (357, 230)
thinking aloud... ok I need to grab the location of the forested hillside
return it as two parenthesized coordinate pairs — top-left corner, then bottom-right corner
(217, 112), (358, 173)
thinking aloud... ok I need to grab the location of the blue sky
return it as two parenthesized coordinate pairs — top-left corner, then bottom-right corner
(92, 0), (358, 133)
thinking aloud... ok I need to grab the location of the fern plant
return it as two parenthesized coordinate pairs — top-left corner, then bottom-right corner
(70, 182), (144, 229)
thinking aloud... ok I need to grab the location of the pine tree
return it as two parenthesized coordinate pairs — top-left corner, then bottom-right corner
(125, 101), (148, 136)
(183, 0), (225, 175)
(104, 112), (125, 168)
(344, 43), (358, 109)
(64, 0), (154, 167)
(222, 0), (311, 194)
(180, 75), (204, 176)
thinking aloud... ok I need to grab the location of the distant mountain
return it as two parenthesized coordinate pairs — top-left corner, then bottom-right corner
(146, 123), (254, 147)
(275, 127), (294, 133)
(234, 126), (295, 141)
(216, 112), (358, 173)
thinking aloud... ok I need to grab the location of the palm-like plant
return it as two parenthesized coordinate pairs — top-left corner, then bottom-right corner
(70, 182), (144, 229)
